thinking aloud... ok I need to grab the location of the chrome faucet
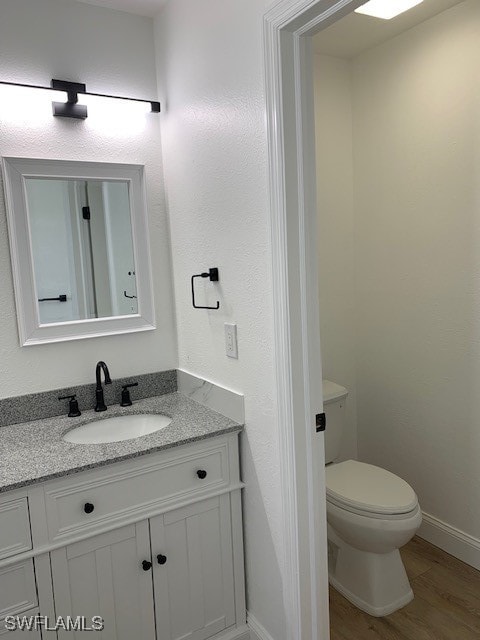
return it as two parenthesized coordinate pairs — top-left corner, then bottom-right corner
(95, 361), (112, 412)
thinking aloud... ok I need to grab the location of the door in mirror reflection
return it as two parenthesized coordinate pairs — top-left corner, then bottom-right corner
(25, 177), (138, 324)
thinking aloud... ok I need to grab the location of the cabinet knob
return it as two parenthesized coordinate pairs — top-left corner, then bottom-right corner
(142, 560), (152, 571)
(157, 554), (167, 565)
(84, 502), (95, 514)
(196, 469), (207, 480)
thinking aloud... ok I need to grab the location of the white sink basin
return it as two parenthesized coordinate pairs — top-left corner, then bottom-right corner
(63, 413), (172, 444)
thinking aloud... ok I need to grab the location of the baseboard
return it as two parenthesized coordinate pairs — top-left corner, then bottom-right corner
(214, 625), (250, 640)
(418, 511), (480, 571)
(247, 613), (275, 640)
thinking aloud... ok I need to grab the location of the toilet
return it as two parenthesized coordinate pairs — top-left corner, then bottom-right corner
(323, 380), (422, 617)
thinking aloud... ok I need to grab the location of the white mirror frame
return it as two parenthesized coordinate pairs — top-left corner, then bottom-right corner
(2, 157), (156, 346)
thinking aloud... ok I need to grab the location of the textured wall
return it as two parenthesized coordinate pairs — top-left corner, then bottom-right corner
(353, 1), (480, 539)
(0, 0), (177, 397)
(314, 54), (357, 462)
(154, 0), (286, 637)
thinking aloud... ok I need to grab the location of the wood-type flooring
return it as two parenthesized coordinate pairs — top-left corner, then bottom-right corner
(330, 536), (480, 640)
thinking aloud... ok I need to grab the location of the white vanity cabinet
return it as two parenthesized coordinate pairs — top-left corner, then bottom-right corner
(0, 432), (246, 640)
(150, 494), (236, 640)
(49, 496), (236, 640)
(0, 496), (41, 638)
(50, 522), (156, 640)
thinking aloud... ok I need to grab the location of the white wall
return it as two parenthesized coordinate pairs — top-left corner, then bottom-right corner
(154, 0), (287, 637)
(314, 54), (357, 462)
(353, 0), (480, 541)
(313, 1), (480, 546)
(0, 0), (177, 397)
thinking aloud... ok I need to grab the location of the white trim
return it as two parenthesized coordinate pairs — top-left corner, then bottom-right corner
(418, 512), (480, 571)
(263, 10), (302, 636)
(212, 626), (250, 640)
(264, 1), (368, 639)
(247, 612), (275, 640)
(1, 157), (156, 346)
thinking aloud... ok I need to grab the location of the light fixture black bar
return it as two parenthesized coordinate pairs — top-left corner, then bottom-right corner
(0, 79), (160, 118)
(0, 79), (55, 91)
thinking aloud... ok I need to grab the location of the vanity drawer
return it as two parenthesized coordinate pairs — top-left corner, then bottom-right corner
(0, 498), (32, 560)
(0, 559), (38, 620)
(44, 443), (229, 543)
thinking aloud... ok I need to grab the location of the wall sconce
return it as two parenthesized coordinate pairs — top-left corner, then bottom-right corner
(0, 78), (160, 120)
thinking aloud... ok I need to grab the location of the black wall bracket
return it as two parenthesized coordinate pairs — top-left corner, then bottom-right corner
(316, 413), (326, 433)
(51, 79), (88, 119)
(191, 267), (220, 310)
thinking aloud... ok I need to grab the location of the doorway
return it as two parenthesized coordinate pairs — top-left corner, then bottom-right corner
(264, 0), (477, 639)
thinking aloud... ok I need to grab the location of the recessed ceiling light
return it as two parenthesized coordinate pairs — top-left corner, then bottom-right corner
(355, 0), (424, 20)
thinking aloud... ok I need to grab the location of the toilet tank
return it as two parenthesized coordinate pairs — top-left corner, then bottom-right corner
(323, 380), (348, 464)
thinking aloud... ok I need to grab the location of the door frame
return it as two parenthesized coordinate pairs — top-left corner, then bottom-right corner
(263, 1), (364, 638)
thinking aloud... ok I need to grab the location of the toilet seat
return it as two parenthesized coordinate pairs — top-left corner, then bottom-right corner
(326, 460), (418, 517)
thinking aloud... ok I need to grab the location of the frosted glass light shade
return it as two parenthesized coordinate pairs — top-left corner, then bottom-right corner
(0, 85), (66, 121)
(82, 93), (152, 115)
(355, 0), (424, 19)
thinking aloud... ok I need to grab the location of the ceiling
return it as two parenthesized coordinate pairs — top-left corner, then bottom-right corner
(72, 0), (167, 17)
(73, 0), (463, 41)
(313, 0), (464, 59)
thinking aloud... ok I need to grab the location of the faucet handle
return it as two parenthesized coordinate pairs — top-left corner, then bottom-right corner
(59, 395), (81, 418)
(120, 382), (138, 407)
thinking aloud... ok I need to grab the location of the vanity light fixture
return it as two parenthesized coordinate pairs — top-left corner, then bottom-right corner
(355, 0), (424, 19)
(0, 78), (160, 120)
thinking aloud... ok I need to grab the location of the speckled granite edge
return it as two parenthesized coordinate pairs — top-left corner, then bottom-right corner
(0, 370), (177, 428)
(2, 425), (243, 493)
(0, 392), (243, 493)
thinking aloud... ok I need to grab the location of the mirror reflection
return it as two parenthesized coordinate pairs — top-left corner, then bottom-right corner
(25, 177), (138, 324)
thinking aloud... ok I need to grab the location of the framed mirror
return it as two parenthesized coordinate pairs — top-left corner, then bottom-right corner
(2, 157), (155, 345)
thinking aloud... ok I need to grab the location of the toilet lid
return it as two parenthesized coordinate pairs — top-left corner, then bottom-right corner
(326, 460), (418, 516)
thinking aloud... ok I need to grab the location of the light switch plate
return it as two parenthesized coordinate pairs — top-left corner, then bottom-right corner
(225, 323), (238, 358)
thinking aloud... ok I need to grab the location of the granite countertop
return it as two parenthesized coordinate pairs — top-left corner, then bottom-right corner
(0, 392), (242, 493)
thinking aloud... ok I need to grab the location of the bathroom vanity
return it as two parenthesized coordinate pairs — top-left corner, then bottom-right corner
(0, 393), (247, 640)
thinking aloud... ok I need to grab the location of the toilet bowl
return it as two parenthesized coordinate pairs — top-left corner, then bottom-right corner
(326, 459), (422, 616)
(322, 380), (422, 616)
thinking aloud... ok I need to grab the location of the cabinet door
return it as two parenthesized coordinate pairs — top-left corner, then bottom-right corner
(0, 559), (38, 620)
(151, 495), (236, 640)
(50, 522), (155, 640)
(0, 608), (42, 639)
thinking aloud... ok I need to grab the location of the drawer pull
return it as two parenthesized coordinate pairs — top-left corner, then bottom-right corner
(142, 560), (152, 571)
(157, 554), (167, 565)
(83, 502), (95, 514)
(196, 469), (207, 480)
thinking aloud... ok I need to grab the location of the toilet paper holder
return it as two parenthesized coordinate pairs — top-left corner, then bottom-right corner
(191, 267), (220, 310)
